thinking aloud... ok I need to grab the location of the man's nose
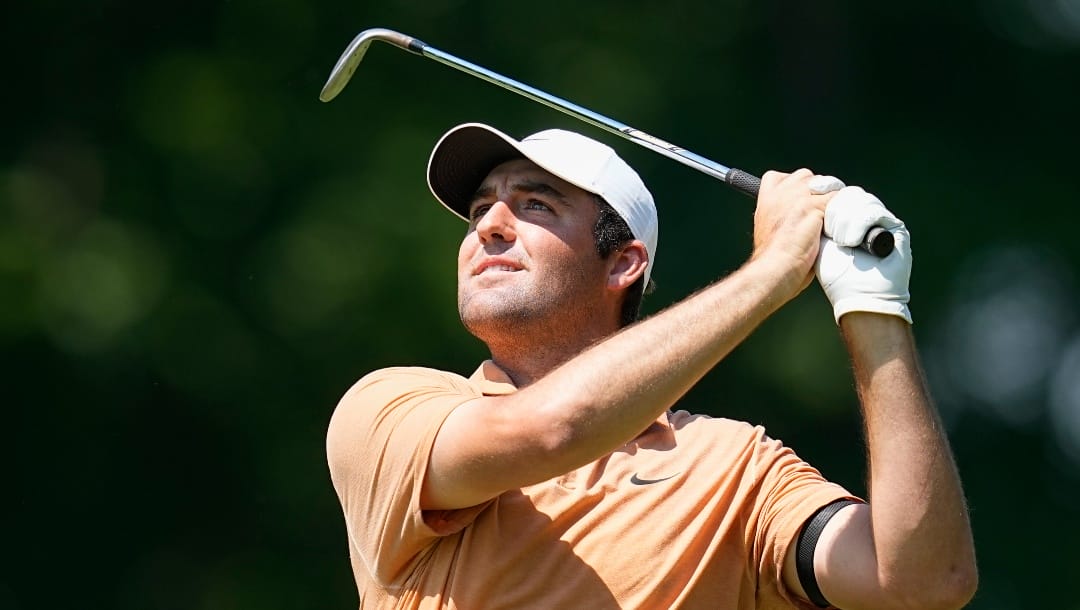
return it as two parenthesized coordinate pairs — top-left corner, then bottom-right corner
(475, 200), (517, 244)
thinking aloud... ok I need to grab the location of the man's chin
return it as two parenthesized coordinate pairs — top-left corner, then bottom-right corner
(459, 296), (535, 332)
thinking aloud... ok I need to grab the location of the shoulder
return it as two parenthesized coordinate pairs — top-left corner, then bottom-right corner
(335, 366), (477, 411)
(669, 409), (766, 441)
(331, 366), (476, 424)
(346, 366), (474, 395)
(326, 366), (480, 479)
(327, 366), (478, 448)
(667, 410), (800, 468)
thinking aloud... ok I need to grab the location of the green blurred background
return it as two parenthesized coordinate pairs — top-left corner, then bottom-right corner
(5, 0), (1078, 607)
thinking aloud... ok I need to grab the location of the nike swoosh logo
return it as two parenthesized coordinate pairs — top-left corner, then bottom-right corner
(630, 473), (679, 485)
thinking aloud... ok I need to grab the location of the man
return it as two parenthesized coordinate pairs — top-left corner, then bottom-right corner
(326, 123), (977, 609)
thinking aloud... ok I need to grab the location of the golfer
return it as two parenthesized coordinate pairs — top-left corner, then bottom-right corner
(326, 123), (977, 609)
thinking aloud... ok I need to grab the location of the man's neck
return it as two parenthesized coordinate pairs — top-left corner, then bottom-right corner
(483, 323), (617, 388)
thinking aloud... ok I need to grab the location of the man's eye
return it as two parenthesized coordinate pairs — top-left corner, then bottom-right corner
(470, 204), (491, 220)
(526, 199), (552, 212)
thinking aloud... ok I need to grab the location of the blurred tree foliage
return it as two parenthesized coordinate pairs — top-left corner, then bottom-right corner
(5, 0), (1079, 608)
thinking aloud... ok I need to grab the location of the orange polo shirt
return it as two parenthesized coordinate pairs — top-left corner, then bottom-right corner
(326, 362), (857, 609)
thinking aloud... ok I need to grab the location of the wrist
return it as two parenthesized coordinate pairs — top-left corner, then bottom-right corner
(840, 312), (913, 358)
(839, 312), (921, 393)
(739, 254), (810, 312)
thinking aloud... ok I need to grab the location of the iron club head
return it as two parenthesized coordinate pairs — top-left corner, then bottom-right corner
(319, 28), (424, 102)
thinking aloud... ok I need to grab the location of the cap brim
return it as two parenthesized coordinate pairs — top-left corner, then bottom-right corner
(427, 123), (526, 220)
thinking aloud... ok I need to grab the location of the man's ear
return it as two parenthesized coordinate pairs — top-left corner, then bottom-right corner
(606, 240), (648, 291)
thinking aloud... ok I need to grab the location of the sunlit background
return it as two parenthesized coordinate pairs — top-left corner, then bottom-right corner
(6, 0), (1078, 608)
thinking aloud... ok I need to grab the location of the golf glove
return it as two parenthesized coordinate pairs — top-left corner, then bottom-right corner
(815, 186), (913, 324)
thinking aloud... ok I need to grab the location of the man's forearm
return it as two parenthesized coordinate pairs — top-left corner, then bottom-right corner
(841, 313), (977, 605)
(426, 169), (830, 509)
(515, 256), (801, 474)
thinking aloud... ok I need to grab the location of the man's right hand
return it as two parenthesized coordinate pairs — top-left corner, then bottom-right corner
(750, 169), (840, 301)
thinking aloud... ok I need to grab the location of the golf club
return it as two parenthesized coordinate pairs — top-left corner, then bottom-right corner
(319, 28), (894, 257)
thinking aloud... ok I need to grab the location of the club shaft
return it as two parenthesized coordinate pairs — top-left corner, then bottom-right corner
(319, 28), (895, 258)
(420, 45), (735, 182)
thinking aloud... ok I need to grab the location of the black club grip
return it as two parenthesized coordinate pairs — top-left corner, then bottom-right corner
(725, 167), (760, 198)
(725, 168), (895, 258)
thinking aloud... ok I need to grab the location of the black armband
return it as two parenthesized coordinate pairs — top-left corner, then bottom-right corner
(795, 499), (862, 608)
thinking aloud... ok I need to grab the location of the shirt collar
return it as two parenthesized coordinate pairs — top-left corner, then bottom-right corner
(468, 360), (519, 396)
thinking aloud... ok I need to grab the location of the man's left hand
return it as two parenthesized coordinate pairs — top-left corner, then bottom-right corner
(815, 186), (913, 324)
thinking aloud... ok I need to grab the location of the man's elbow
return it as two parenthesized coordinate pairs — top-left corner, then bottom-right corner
(946, 561), (980, 608)
(929, 562), (978, 610)
(886, 561), (978, 610)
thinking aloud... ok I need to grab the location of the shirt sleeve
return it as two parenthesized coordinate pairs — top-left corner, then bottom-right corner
(747, 431), (862, 609)
(325, 366), (483, 585)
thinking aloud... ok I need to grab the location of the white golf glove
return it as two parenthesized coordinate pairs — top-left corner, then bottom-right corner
(811, 180), (913, 325)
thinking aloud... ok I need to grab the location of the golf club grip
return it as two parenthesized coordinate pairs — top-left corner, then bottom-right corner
(725, 168), (895, 258)
(725, 167), (761, 198)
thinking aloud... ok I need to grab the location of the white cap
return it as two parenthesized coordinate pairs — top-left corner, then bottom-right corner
(426, 123), (659, 289)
